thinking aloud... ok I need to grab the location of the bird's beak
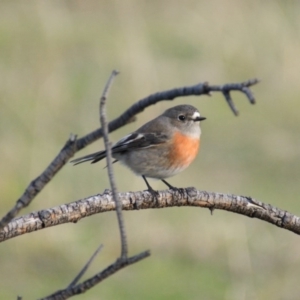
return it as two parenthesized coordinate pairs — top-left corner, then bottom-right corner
(195, 116), (206, 122)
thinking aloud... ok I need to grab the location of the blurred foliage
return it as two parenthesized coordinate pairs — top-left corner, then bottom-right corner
(1, 1), (300, 299)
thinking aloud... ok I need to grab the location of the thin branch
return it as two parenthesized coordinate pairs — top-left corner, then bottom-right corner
(68, 244), (103, 288)
(1, 187), (299, 243)
(222, 90), (238, 116)
(98, 70), (120, 125)
(40, 250), (150, 300)
(0, 78), (259, 230)
(99, 70), (128, 259)
(209, 78), (259, 115)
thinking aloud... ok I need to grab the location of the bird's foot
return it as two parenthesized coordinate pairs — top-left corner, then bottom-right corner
(161, 179), (185, 196)
(142, 175), (160, 201)
(147, 187), (160, 200)
(170, 186), (186, 196)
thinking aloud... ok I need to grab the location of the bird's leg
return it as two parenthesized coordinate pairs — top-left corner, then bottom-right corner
(161, 179), (175, 189)
(161, 179), (185, 195)
(142, 176), (159, 198)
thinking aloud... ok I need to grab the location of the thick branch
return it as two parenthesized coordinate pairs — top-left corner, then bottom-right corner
(0, 78), (259, 230)
(1, 187), (299, 243)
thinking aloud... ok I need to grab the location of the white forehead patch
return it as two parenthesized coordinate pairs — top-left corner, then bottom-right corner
(192, 111), (200, 119)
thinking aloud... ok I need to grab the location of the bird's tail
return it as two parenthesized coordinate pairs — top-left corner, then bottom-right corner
(70, 150), (106, 165)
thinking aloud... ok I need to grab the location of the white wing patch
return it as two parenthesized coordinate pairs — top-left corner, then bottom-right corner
(114, 132), (162, 150)
(115, 133), (142, 145)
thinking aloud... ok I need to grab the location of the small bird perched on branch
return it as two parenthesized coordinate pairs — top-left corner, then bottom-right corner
(71, 104), (206, 196)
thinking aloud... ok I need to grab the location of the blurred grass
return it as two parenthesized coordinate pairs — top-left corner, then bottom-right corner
(1, 0), (300, 299)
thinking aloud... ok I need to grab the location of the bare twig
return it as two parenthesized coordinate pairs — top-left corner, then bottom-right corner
(209, 78), (259, 115)
(99, 70), (128, 259)
(2, 188), (300, 243)
(0, 79), (259, 230)
(98, 70), (120, 125)
(41, 250), (150, 300)
(68, 244), (103, 288)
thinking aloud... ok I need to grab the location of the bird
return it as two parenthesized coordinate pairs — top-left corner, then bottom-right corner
(71, 104), (206, 196)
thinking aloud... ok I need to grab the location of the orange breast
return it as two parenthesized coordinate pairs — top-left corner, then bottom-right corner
(168, 131), (200, 168)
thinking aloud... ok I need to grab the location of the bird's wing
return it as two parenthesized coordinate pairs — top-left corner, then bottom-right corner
(112, 132), (169, 152)
(70, 132), (168, 165)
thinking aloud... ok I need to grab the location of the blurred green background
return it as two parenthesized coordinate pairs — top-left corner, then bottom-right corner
(1, 1), (300, 299)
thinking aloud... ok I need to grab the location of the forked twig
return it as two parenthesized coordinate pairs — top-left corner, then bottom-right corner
(209, 78), (259, 115)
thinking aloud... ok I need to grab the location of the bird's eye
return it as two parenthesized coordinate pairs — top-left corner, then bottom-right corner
(178, 115), (186, 121)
